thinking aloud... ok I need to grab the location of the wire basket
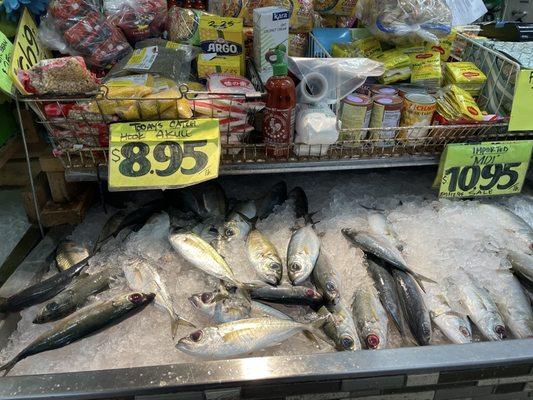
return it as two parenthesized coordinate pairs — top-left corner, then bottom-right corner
(16, 34), (532, 172)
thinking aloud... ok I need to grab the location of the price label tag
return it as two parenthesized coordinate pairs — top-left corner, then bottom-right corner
(509, 70), (533, 132)
(0, 30), (14, 97)
(108, 119), (221, 191)
(9, 8), (52, 94)
(435, 141), (533, 198)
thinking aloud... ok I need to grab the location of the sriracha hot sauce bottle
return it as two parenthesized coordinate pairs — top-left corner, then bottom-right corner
(263, 47), (296, 158)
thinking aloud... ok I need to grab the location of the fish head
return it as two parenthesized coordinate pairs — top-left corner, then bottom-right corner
(33, 301), (63, 323)
(482, 312), (507, 341)
(364, 332), (382, 350)
(265, 261), (283, 285)
(418, 320), (432, 345)
(127, 292), (156, 306)
(288, 255), (312, 285)
(303, 287), (323, 303)
(324, 280), (340, 305)
(338, 333), (357, 351)
(176, 327), (221, 355)
(222, 217), (249, 241)
(189, 291), (227, 318)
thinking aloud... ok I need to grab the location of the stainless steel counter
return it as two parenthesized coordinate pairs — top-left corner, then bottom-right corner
(1, 339), (532, 400)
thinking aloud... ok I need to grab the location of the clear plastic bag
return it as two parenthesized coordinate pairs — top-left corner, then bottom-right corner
(39, 0), (132, 70)
(356, 0), (453, 45)
(167, 7), (207, 45)
(104, 0), (167, 44)
(288, 57), (385, 104)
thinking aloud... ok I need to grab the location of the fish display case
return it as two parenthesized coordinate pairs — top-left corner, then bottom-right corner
(0, 170), (532, 400)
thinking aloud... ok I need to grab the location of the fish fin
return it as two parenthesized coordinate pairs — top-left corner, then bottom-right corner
(0, 356), (19, 376)
(234, 211), (258, 229)
(303, 314), (330, 345)
(302, 331), (322, 348)
(170, 313), (196, 338)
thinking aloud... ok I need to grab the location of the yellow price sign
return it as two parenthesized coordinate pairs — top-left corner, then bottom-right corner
(509, 70), (533, 131)
(9, 8), (52, 94)
(108, 119), (221, 191)
(434, 141), (533, 198)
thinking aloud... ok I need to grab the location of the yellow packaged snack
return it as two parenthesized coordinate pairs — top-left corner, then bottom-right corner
(397, 44), (427, 55)
(409, 51), (442, 88)
(436, 84), (483, 122)
(426, 30), (457, 61)
(444, 62), (487, 96)
(372, 50), (412, 84)
(264, 0), (313, 32)
(198, 54), (242, 78)
(314, 0), (358, 16)
(332, 43), (353, 58)
(91, 76), (154, 117)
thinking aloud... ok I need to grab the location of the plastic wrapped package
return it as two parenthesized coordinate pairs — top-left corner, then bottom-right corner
(106, 45), (199, 83)
(268, 0), (314, 32)
(18, 57), (100, 95)
(39, 0), (132, 69)
(294, 103), (338, 156)
(288, 57), (385, 104)
(208, 0), (262, 26)
(50, 122), (109, 148)
(167, 7), (207, 45)
(289, 33), (309, 57)
(104, 0), (167, 44)
(314, 0), (357, 16)
(356, 0), (452, 45)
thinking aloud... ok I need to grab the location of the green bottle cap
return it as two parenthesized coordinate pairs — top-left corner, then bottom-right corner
(272, 45), (288, 76)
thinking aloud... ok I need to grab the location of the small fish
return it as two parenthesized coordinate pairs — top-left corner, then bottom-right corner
(169, 230), (240, 287)
(255, 181), (288, 219)
(352, 287), (388, 349)
(444, 275), (507, 341)
(246, 227), (283, 285)
(176, 315), (327, 359)
(56, 242), (90, 271)
(507, 250), (533, 283)
(392, 270), (432, 346)
(124, 260), (195, 337)
(487, 271), (533, 339)
(287, 220), (321, 285)
(0, 258), (89, 314)
(0, 292), (155, 376)
(312, 251), (341, 305)
(250, 284), (323, 309)
(288, 187), (308, 219)
(93, 210), (127, 253)
(33, 268), (117, 324)
(189, 289), (251, 324)
(366, 258), (404, 334)
(342, 229), (434, 289)
(320, 301), (361, 351)
(223, 201), (257, 241)
(429, 294), (472, 344)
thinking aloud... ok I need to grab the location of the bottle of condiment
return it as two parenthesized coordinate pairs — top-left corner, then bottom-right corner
(263, 46), (295, 158)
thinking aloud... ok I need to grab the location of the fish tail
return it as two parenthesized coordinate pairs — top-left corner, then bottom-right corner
(302, 314), (330, 346)
(170, 311), (196, 338)
(0, 356), (19, 376)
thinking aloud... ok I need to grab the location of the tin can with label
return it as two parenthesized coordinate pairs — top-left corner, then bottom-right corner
(370, 85), (398, 97)
(398, 93), (437, 141)
(369, 95), (403, 147)
(339, 94), (372, 145)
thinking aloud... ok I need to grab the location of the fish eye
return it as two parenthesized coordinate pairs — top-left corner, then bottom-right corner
(201, 292), (214, 303)
(459, 326), (470, 337)
(224, 228), (235, 237)
(190, 330), (203, 342)
(366, 334), (380, 349)
(128, 293), (144, 304)
(290, 264), (302, 272)
(270, 263), (281, 270)
(305, 289), (317, 297)
(325, 282), (337, 293)
(495, 325), (507, 339)
(340, 336), (354, 350)
(46, 302), (59, 311)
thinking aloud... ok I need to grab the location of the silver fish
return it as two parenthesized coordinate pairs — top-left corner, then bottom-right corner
(246, 228), (283, 285)
(251, 301), (292, 320)
(56, 241), (90, 271)
(223, 201), (257, 241)
(479, 204), (533, 249)
(189, 289), (251, 323)
(429, 293), (472, 344)
(342, 229), (434, 288)
(0, 292), (155, 376)
(352, 287), (389, 349)
(169, 230), (240, 287)
(176, 316), (327, 359)
(124, 259), (194, 337)
(312, 251), (341, 305)
(486, 271), (533, 339)
(322, 300), (361, 351)
(367, 211), (403, 251)
(444, 275), (507, 341)
(507, 250), (533, 283)
(287, 224), (320, 285)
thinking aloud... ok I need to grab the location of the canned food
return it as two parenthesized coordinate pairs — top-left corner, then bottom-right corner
(398, 93), (437, 141)
(339, 94), (373, 145)
(396, 84), (429, 98)
(369, 95), (403, 147)
(370, 85), (398, 97)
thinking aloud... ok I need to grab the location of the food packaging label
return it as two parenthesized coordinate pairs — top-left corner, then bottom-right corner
(126, 47), (158, 70)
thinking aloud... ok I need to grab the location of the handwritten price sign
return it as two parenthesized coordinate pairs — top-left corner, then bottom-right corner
(435, 141), (533, 198)
(108, 119), (221, 191)
(9, 8), (52, 94)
